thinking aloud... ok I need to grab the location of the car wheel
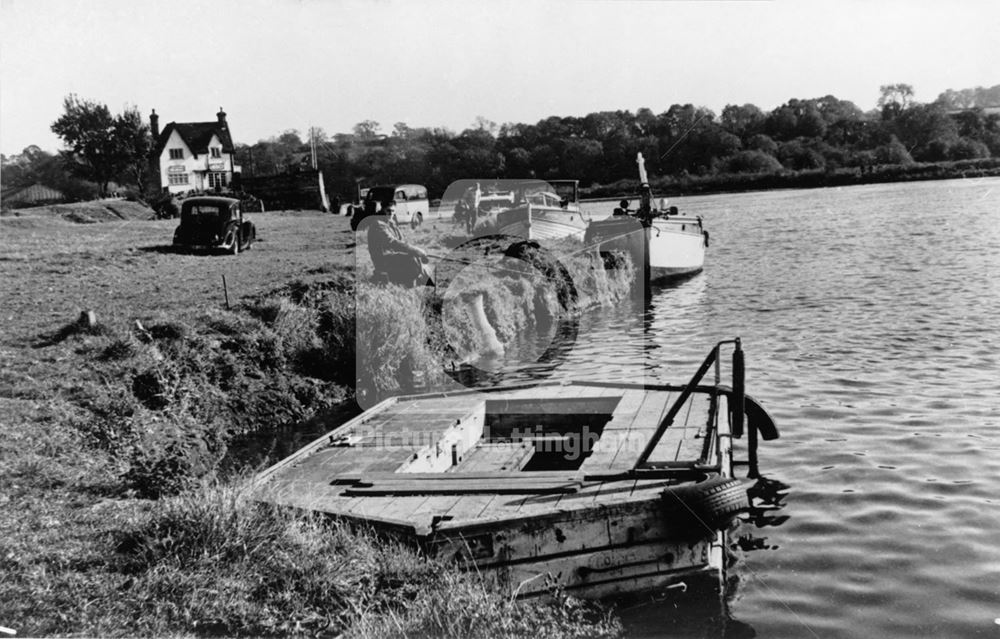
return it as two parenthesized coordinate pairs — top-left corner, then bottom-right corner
(411, 212), (423, 230)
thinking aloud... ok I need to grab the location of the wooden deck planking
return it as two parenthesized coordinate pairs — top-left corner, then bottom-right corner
(462, 493), (533, 524)
(271, 447), (415, 483)
(400, 495), (464, 530)
(456, 442), (533, 472)
(601, 389), (648, 431)
(580, 391), (663, 471)
(352, 495), (430, 522)
(343, 476), (581, 496)
(258, 384), (728, 536)
(650, 392), (711, 463)
(585, 391), (673, 472)
(440, 494), (501, 523)
(589, 478), (640, 506)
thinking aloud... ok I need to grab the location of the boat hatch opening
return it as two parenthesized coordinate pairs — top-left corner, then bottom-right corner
(482, 396), (620, 471)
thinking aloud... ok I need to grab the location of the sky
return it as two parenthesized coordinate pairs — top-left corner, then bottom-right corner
(2, 0), (999, 156)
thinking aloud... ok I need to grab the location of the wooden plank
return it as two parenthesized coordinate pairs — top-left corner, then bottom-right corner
(254, 396), (398, 485)
(343, 479), (581, 496)
(601, 394), (646, 434)
(651, 392), (710, 463)
(579, 393), (657, 471)
(584, 391), (671, 471)
(272, 447), (414, 484)
(346, 471), (580, 482)
(456, 442), (533, 472)
(359, 495), (429, 521)
(410, 495), (465, 531)
(440, 494), (500, 524)
(626, 390), (673, 432)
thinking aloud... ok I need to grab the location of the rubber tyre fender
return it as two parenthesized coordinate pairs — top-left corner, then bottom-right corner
(661, 476), (749, 533)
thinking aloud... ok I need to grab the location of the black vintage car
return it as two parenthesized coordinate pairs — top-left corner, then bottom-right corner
(173, 196), (256, 254)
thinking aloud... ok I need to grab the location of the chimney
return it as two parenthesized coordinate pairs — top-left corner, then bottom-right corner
(150, 109), (159, 138)
(217, 107), (227, 126)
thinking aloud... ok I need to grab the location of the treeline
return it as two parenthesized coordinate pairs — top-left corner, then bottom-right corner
(235, 83), (1000, 199)
(4, 84), (1000, 205)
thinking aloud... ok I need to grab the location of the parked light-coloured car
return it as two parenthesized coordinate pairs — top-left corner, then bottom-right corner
(351, 184), (429, 230)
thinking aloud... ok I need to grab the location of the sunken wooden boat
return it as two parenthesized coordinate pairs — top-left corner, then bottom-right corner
(255, 339), (778, 599)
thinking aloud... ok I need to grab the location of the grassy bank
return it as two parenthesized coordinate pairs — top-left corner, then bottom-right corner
(0, 210), (632, 636)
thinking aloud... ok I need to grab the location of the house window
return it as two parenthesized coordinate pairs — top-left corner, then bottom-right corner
(169, 148), (184, 160)
(211, 147), (221, 158)
(208, 172), (228, 189)
(168, 173), (189, 185)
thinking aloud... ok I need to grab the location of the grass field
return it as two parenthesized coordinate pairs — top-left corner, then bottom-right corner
(0, 205), (626, 637)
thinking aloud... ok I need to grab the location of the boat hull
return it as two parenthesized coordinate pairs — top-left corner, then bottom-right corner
(586, 215), (707, 282)
(497, 205), (589, 241)
(427, 493), (726, 599)
(649, 217), (707, 280)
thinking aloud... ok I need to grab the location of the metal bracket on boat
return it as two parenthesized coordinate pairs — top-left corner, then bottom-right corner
(632, 338), (772, 479)
(634, 338), (741, 468)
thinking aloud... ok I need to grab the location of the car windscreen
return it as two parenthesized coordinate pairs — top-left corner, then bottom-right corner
(365, 187), (396, 203)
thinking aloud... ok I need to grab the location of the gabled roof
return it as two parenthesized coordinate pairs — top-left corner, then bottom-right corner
(157, 121), (234, 156)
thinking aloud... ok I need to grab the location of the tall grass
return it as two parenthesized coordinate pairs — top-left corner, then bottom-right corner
(99, 483), (621, 638)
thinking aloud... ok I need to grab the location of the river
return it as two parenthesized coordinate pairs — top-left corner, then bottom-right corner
(486, 178), (1000, 638)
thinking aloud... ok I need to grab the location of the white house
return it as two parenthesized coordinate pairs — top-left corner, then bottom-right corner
(151, 108), (241, 194)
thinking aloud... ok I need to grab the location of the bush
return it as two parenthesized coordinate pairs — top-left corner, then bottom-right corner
(147, 191), (179, 219)
(725, 149), (783, 174)
(875, 136), (914, 165)
(950, 137), (991, 160)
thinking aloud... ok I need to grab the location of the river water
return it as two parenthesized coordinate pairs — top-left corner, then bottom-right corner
(484, 178), (1000, 638)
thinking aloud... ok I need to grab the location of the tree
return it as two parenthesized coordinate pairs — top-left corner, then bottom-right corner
(50, 94), (151, 196)
(878, 83), (915, 120)
(720, 104), (765, 139)
(115, 106), (153, 193)
(352, 120), (381, 140)
(472, 116), (498, 136)
(892, 103), (958, 161)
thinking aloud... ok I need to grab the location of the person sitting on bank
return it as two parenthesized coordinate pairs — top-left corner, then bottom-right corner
(367, 200), (433, 287)
(613, 199), (631, 216)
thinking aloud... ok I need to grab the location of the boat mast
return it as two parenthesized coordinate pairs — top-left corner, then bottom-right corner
(636, 152), (653, 222)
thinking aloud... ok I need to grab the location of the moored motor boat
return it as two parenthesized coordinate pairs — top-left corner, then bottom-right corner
(495, 180), (590, 241)
(586, 153), (709, 282)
